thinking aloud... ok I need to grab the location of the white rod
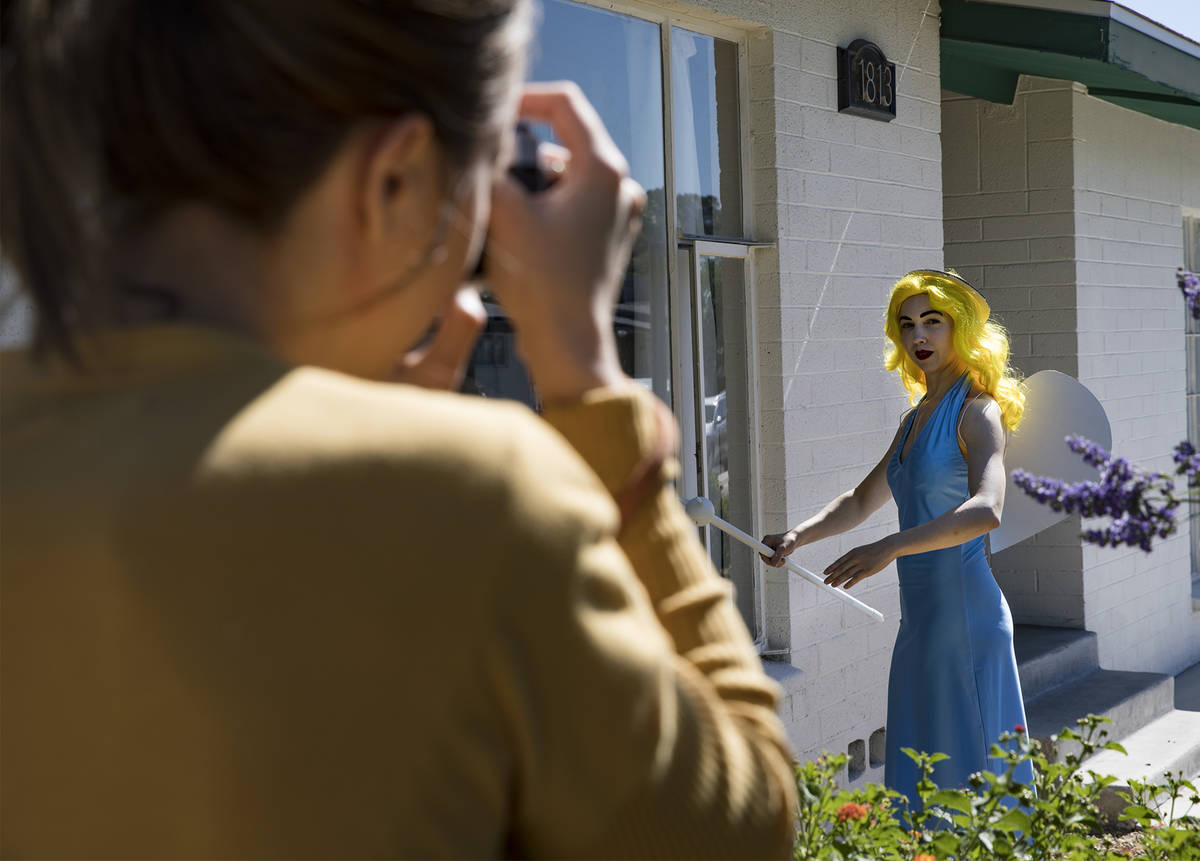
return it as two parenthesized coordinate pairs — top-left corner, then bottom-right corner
(683, 498), (885, 623)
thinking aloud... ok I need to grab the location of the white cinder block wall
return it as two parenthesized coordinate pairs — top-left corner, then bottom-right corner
(943, 74), (1200, 677)
(1073, 91), (1200, 676)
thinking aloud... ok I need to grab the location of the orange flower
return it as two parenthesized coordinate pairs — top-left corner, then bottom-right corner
(835, 801), (868, 822)
(913, 854), (937, 861)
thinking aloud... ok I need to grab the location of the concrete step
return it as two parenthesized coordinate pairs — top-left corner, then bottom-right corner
(1013, 624), (1098, 701)
(1079, 709), (1200, 821)
(1025, 668), (1174, 763)
(1176, 660), (1200, 711)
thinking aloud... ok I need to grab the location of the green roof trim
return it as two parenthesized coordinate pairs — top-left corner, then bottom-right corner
(940, 0), (1200, 130)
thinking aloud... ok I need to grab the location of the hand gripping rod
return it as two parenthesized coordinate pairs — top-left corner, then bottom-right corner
(682, 496), (885, 623)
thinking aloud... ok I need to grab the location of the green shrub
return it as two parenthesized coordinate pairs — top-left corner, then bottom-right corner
(793, 715), (1200, 860)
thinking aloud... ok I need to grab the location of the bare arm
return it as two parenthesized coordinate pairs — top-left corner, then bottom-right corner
(822, 396), (1006, 589)
(760, 418), (907, 567)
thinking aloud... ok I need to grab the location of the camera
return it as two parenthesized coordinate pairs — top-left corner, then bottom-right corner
(472, 122), (555, 279)
(505, 121), (555, 195)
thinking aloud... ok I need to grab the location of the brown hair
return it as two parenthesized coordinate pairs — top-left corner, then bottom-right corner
(0, 0), (532, 358)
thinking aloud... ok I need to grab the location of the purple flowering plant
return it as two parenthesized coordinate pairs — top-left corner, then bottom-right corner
(1012, 437), (1189, 552)
(1011, 270), (1200, 553)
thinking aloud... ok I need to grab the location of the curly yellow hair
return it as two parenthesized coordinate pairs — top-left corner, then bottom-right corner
(884, 270), (1026, 431)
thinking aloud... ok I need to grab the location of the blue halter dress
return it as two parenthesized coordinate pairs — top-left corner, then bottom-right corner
(884, 373), (1033, 810)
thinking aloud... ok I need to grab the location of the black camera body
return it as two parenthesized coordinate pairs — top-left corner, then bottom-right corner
(506, 121), (555, 194)
(472, 122), (554, 279)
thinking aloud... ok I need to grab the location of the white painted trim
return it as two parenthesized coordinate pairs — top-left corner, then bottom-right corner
(691, 240), (766, 646)
(745, 250), (767, 649)
(567, 0), (748, 43)
(737, 35), (754, 244)
(692, 239), (751, 258)
(662, 17), (686, 460)
(1108, 4), (1200, 56)
(674, 244), (700, 502)
(690, 246), (711, 541)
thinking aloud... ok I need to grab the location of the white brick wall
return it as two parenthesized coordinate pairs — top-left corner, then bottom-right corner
(1072, 91), (1200, 676)
(943, 73), (1200, 677)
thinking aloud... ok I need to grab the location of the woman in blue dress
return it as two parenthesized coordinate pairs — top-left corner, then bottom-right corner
(762, 269), (1033, 810)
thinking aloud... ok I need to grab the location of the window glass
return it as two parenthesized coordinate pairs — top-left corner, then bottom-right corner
(697, 255), (755, 626)
(463, 0), (670, 406)
(672, 29), (742, 238)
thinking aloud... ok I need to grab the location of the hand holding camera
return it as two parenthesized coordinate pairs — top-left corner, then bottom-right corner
(486, 83), (647, 404)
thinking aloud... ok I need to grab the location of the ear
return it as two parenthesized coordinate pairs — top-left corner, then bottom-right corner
(359, 114), (443, 247)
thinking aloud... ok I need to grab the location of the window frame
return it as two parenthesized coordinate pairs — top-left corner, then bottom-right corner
(679, 239), (767, 643)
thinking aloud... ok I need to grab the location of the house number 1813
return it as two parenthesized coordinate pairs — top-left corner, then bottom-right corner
(837, 39), (897, 122)
(858, 57), (893, 108)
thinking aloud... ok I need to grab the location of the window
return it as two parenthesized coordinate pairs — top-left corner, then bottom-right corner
(464, 1), (668, 408)
(464, 0), (764, 642)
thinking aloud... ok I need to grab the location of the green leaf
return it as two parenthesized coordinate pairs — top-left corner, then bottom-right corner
(993, 808), (1031, 833)
(1103, 741), (1127, 754)
(1118, 804), (1155, 822)
(927, 789), (972, 814)
(931, 832), (958, 855)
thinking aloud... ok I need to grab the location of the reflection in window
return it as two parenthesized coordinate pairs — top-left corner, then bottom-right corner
(672, 29), (742, 238)
(464, 0), (670, 406)
(461, 298), (535, 406)
(697, 255), (754, 625)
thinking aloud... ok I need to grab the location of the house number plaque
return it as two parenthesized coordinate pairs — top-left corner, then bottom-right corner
(837, 39), (896, 121)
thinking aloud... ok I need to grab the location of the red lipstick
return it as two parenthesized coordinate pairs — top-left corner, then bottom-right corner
(915, 349), (933, 360)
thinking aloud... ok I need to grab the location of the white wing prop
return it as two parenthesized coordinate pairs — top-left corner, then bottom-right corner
(989, 370), (1112, 553)
(682, 497), (885, 622)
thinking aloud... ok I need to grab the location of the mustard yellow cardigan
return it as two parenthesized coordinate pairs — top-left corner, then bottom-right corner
(1, 325), (796, 858)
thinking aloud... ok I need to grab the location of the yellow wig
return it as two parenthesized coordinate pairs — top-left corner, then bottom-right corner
(884, 270), (1026, 431)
